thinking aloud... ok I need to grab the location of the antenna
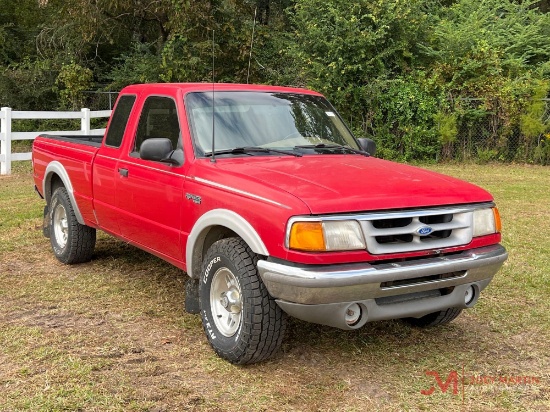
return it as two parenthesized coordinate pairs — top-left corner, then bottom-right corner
(211, 29), (216, 163)
(246, 7), (257, 84)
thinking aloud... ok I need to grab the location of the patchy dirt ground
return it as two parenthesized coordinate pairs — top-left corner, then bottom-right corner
(1, 166), (549, 411)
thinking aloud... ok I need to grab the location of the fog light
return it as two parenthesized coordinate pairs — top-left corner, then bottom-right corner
(465, 285), (476, 305)
(345, 303), (362, 326)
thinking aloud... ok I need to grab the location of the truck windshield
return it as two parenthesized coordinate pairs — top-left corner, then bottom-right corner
(185, 91), (360, 157)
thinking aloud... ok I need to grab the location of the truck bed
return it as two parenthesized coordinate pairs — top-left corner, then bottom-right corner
(39, 134), (103, 147)
(33, 134), (103, 226)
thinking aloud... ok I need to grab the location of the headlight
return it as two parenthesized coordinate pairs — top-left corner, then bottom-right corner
(473, 207), (501, 237)
(288, 220), (366, 252)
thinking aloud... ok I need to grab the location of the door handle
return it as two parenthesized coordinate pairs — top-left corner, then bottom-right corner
(118, 168), (129, 177)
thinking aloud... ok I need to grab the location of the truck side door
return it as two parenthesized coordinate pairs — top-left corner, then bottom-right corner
(93, 94), (137, 235)
(115, 94), (186, 262)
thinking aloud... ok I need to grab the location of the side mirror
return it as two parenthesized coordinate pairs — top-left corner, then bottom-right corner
(140, 138), (179, 165)
(357, 138), (376, 156)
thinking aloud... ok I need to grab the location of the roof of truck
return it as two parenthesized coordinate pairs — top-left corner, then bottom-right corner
(119, 83), (323, 96)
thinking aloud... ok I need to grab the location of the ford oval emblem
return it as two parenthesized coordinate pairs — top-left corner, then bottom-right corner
(417, 226), (433, 236)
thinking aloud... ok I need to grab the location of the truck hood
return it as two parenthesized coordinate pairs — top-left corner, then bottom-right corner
(213, 155), (493, 215)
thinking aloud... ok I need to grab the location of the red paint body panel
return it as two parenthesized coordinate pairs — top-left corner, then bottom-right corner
(33, 137), (99, 225)
(115, 157), (186, 261)
(32, 83), (502, 271)
(92, 151), (121, 233)
(184, 160), (311, 261)
(210, 155), (493, 214)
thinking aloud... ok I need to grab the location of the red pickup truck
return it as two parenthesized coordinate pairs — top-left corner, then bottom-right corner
(33, 83), (508, 364)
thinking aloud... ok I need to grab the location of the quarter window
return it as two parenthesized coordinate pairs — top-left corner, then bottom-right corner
(104, 95), (136, 148)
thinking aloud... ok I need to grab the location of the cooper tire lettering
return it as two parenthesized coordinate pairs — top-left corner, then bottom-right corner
(202, 311), (217, 340)
(203, 256), (221, 283)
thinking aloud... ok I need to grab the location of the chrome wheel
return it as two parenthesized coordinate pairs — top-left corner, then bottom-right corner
(210, 267), (243, 337)
(52, 203), (68, 250)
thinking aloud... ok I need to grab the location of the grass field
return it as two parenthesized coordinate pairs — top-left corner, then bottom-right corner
(0, 162), (548, 411)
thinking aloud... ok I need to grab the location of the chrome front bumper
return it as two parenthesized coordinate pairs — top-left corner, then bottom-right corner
(257, 244), (508, 329)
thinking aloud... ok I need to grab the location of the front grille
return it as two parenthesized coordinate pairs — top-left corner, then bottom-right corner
(358, 207), (474, 255)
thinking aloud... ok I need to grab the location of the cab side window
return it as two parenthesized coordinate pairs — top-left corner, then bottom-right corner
(133, 96), (181, 155)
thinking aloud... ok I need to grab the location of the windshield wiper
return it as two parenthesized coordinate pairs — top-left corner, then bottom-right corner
(294, 143), (370, 157)
(204, 146), (302, 157)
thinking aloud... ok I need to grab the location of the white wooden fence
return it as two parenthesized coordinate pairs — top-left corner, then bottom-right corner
(0, 107), (112, 175)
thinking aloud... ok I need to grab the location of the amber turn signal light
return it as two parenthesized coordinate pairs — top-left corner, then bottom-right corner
(288, 222), (326, 251)
(493, 207), (502, 233)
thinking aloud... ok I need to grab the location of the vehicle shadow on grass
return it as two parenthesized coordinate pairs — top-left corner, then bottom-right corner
(281, 314), (475, 364)
(92, 235), (488, 366)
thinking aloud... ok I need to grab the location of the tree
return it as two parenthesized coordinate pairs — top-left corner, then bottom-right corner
(289, 0), (433, 116)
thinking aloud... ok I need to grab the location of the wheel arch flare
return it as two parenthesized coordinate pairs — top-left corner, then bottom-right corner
(186, 209), (270, 279)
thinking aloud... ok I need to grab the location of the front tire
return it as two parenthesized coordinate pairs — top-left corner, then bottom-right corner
(199, 237), (286, 364)
(49, 187), (96, 264)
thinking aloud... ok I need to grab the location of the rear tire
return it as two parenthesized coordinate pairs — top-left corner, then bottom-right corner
(49, 187), (96, 264)
(199, 237), (286, 364)
(404, 307), (463, 327)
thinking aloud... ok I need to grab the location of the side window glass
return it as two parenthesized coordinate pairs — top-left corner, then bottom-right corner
(104, 95), (136, 148)
(133, 96), (181, 155)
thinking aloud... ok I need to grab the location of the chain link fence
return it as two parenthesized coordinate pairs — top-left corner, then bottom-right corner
(440, 98), (550, 164)
(81, 91), (119, 111)
(80, 91), (119, 130)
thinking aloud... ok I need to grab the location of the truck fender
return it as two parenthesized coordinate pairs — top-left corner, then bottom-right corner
(43, 161), (85, 225)
(186, 209), (269, 279)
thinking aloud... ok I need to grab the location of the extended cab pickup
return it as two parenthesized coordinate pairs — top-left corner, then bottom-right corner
(33, 83), (508, 364)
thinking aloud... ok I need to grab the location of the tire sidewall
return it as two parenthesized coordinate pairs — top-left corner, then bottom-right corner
(200, 251), (245, 355)
(49, 188), (72, 263)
